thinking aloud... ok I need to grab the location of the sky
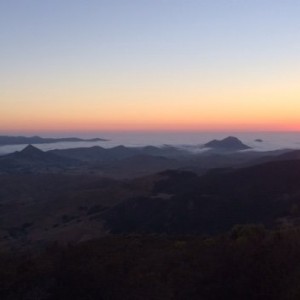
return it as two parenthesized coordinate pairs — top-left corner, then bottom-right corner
(1, 0), (300, 133)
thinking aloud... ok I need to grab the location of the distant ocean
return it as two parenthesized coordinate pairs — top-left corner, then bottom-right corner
(1, 131), (300, 155)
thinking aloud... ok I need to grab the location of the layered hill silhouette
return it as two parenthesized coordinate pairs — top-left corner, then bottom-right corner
(0, 144), (186, 177)
(1, 142), (299, 178)
(50, 145), (189, 162)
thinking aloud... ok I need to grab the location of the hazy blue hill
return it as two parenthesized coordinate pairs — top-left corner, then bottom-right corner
(50, 145), (140, 162)
(141, 145), (189, 157)
(0, 135), (107, 146)
(48, 145), (189, 178)
(51, 145), (188, 162)
(204, 136), (251, 151)
(50, 146), (109, 161)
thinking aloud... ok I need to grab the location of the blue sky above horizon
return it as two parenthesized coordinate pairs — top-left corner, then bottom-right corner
(1, 0), (300, 133)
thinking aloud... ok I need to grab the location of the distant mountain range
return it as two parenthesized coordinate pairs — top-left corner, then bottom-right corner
(49, 144), (189, 162)
(0, 137), (297, 177)
(0, 135), (107, 146)
(0, 144), (184, 177)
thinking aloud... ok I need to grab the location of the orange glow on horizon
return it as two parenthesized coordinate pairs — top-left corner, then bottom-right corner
(2, 118), (300, 134)
(1, 76), (300, 134)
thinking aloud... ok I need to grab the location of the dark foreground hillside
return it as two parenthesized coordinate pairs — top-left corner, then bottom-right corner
(1, 228), (300, 300)
(2, 159), (300, 248)
(105, 160), (300, 235)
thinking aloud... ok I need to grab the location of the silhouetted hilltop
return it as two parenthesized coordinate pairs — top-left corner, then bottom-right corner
(0, 135), (107, 146)
(0, 145), (79, 173)
(14, 144), (74, 163)
(17, 144), (46, 159)
(204, 136), (251, 151)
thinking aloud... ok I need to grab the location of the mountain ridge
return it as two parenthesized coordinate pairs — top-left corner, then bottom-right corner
(0, 135), (108, 146)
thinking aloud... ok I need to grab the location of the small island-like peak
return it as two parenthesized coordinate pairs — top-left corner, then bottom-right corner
(204, 136), (251, 151)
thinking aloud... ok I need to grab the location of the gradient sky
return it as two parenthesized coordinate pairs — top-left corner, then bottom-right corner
(1, 0), (300, 133)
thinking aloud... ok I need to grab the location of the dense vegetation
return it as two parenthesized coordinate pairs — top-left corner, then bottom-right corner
(1, 227), (300, 300)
